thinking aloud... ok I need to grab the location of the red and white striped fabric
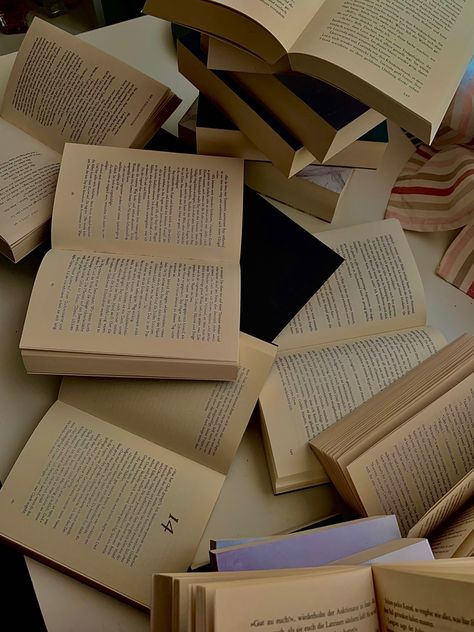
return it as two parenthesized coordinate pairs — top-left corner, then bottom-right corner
(386, 60), (474, 296)
(437, 224), (474, 298)
(386, 59), (474, 231)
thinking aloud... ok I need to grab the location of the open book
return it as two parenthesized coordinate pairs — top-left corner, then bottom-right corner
(310, 336), (474, 544)
(20, 144), (244, 380)
(0, 18), (180, 263)
(152, 559), (474, 632)
(259, 219), (446, 493)
(152, 537), (435, 632)
(0, 333), (276, 608)
(144, 0), (474, 143)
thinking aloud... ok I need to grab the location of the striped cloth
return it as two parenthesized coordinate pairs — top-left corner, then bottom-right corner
(437, 224), (474, 298)
(386, 59), (474, 296)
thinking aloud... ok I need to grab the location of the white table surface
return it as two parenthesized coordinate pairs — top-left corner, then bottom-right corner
(0, 15), (472, 632)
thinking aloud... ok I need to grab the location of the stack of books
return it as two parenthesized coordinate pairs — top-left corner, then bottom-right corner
(144, 0), (474, 223)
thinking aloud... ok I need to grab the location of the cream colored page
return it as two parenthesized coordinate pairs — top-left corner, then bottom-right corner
(260, 327), (444, 486)
(0, 117), (60, 246)
(408, 469), (474, 539)
(52, 144), (244, 261)
(204, 0), (321, 51)
(347, 374), (474, 536)
(291, 0), (474, 131)
(275, 220), (425, 350)
(59, 335), (276, 474)
(373, 566), (474, 632)
(1, 18), (170, 153)
(207, 38), (275, 73)
(211, 568), (379, 632)
(21, 249), (240, 363)
(0, 401), (224, 608)
(430, 500), (474, 559)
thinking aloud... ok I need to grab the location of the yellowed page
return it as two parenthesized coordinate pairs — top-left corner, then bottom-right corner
(290, 0), (474, 141)
(52, 144), (243, 262)
(0, 117), (60, 250)
(207, 37), (275, 73)
(347, 374), (474, 536)
(430, 500), (474, 559)
(260, 327), (443, 491)
(1, 18), (173, 153)
(151, 569), (323, 632)
(373, 565), (474, 632)
(209, 0), (321, 50)
(20, 249), (240, 364)
(208, 567), (378, 632)
(408, 469), (474, 539)
(0, 401), (224, 608)
(59, 334), (276, 474)
(275, 220), (425, 350)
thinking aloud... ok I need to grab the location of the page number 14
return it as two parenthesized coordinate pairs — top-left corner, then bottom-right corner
(161, 513), (179, 534)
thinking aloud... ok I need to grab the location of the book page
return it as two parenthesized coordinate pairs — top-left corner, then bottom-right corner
(347, 374), (474, 535)
(373, 565), (474, 632)
(0, 117), (60, 248)
(275, 220), (425, 350)
(291, 0), (474, 136)
(21, 249), (240, 364)
(260, 328), (444, 489)
(59, 334), (276, 474)
(0, 401), (224, 608)
(408, 469), (474, 539)
(209, 568), (379, 632)
(430, 500), (474, 559)
(1, 18), (172, 153)
(52, 144), (243, 262)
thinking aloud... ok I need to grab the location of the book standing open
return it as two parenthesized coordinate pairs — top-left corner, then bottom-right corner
(259, 219), (446, 493)
(0, 18), (180, 262)
(0, 333), (276, 608)
(310, 335), (474, 548)
(151, 539), (436, 632)
(152, 559), (474, 632)
(20, 144), (244, 380)
(145, 0), (474, 142)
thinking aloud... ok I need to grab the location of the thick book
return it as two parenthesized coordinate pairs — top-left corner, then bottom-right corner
(20, 144), (244, 380)
(229, 71), (385, 163)
(209, 515), (401, 571)
(310, 336), (474, 548)
(145, 0), (474, 143)
(0, 332), (276, 609)
(153, 560), (474, 632)
(0, 18), (180, 263)
(176, 33), (314, 177)
(244, 162), (353, 222)
(191, 95), (389, 169)
(259, 219), (446, 493)
(152, 539), (434, 632)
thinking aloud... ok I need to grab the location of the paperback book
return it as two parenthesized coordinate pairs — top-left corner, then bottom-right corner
(20, 145), (244, 380)
(0, 18), (180, 262)
(0, 333), (276, 608)
(259, 219), (446, 493)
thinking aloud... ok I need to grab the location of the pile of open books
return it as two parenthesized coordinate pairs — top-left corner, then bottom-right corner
(0, 4), (473, 629)
(144, 0), (474, 222)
